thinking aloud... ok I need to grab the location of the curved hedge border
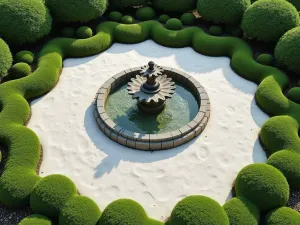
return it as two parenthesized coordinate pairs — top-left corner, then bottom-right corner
(0, 20), (299, 224)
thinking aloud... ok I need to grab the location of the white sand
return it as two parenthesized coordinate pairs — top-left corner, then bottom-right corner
(27, 40), (268, 221)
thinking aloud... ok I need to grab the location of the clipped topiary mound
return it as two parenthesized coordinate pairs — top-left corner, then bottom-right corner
(61, 27), (76, 38)
(10, 63), (31, 79)
(235, 164), (289, 212)
(0, 0), (52, 46)
(256, 54), (274, 66)
(45, 0), (108, 23)
(169, 195), (229, 225)
(241, 0), (300, 42)
(265, 207), (300, 225)
(76, 26), (93, 39)
(111, 0), (148, 9)
(98, 199), (148, 225)
(109, 11), (123, 22)
(15, 51), (35, 65)
(121, 15), (134, 24)
(159, 14), (170, 24)
(59, 196), (101, 225)
(288, 87), (300, 104)
(152, 0), (197, 13)
(0, 38), (12, 79)
(225, 25), (243, 37)
(166, 18), (183, 30)
(19, 214), (52, 225)
(267, 150), (300, 189)
(30, 174), (77, 219)
(209, 25), (223, 36)
(135, 7), (156, 21)
(180, 13), (196, 26)
(223, 196), (260, 225)
(275, 27), (300, 75)
(197, 0), (250, 24)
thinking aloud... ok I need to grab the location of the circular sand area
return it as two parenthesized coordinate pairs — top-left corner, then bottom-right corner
(27, 40), (268, 221)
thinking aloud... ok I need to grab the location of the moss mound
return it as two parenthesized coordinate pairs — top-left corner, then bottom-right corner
(180, 13), (196, 26)
(265, 207), (300, 225)
(256, 54), (273, 66)
(111, 0), (147, 9)
(76, 26), (93, 39)
(59, 196), (101, 225)
(197, 0), (250, 24)
(61, 27), (76, 38)
(98, 199), (148, 225)
(209, 25), (223, 36)
(136, 7), (156, 21)
(288, 87), (300, 104)
(109, 11), (123, 22)
(159, 14), (170, 24)
(15, 51), (34, 65)
(30, 174), (77, 219)
(0, 0), (52, 46)
(225, 26), (243, 37)
(267, 150), (300, 189)
(169, 195), (229, 225)
(19, 214), (52, 225)
(121, 15), (134, 24)
(10, 63), (31, 79)
(235, 164), (289, 212)
(0, 38), (12, 79)
(275, 27), (300, 75)
(45, 0), (108, 23)
(241, 0), (300, 42)
(152, 0), (197, 13)
(166, 18), (183, 30)
(223, 197), (260, 225)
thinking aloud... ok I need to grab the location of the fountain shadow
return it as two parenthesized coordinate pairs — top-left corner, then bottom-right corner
(84, 104), (195, 178)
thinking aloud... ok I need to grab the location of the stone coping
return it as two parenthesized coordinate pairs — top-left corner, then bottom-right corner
(94, 66), (210, 151)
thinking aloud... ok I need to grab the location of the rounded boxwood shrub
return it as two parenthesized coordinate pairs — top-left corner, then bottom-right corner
(109, 11), (123, 22)
(59, 196), (101, 225)
(0, 39), (12, 79)
(275, 27), (300, 75)
(209, 25), (223, 36)
(19, 214), (52, 225)
(267, 150), (300, 189)
(159, 14), (170, 24)
(135, 7), (156, 21)
(45, 0), (108, 23)
(10, 63), (31, 79)
(15, 51), (35, 65)
(152, 0), (197, 13)
(166, 18), (183, 30)
(169, 195), (229, 225)
(223, 197), (260, 225)
(265, 207), (300, 225)
(121, 15), (134, 24)
(235, 164), (289, 212)
(111, 0), (148, 9)
(288, 87), (300, 104)
(256, 54), (274, 66)
(0, 0), (52, 46)
(76, 26), (93, 39)
(30, 174), (77, 219)
(61, 27), (76, 38)
(241, 0), (300, 42)
(180, 13), (196, 26)
(98, 199), (148, 225)
(197, 0), (250, 24)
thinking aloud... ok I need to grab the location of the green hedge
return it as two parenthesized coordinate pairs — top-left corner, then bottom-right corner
(109, 11), (123, 22)
(45, 0), (108, 23)
(241, 0), (300, 42)
(61, 28), (76, 38)
(158, 14), (170, 24)
(59, 196), (101, 225)
(15, 51), (35, 65)
(288, 87), (300, 104)
(275, 27), (300, 75)
(76, 26), (94, 39)
(121, 15), (134, 24)
(111, 0), (147, 9)
(265, 207), (300, 225)
(223, 197), (260, 225)
(169, 195), (229, 225)
(166, 18), (183, 30)
(0, 0), (52, 46)
(136, 7), (156, 21)
(10, 63), (31, 79)
(0, 38), (12, 78)
(235, 164), (289, 212)
(180, 13), (196, 26)
(152, 0), (197, 13)
(256, 54), (273, 66)
(209, 26), (223, 36)
(197, 0), (250, 24)
(19, 214), (52, 225)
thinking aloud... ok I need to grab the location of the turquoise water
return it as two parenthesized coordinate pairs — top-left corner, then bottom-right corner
(105, 83), (199, 134)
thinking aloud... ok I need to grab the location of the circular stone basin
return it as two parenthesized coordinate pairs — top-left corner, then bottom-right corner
(94, 66), (210, 150)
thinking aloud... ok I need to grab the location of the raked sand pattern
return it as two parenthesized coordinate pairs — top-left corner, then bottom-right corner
(27, 40), (268, 221)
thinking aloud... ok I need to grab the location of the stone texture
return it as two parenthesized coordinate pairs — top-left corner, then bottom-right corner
(136, 141), (150, 150)
(150, 142), (162, 150)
